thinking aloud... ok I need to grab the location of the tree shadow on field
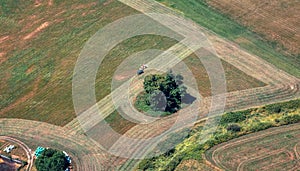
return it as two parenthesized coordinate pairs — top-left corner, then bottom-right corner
(182, 93), (196, 105)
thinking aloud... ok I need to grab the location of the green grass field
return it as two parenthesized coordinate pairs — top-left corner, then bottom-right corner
(156, 0), (300, 78)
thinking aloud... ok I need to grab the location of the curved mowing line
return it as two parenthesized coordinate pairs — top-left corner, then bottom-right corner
(210, 124), (300, 170)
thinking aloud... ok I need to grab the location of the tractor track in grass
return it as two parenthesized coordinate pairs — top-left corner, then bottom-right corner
(65, 0), (300, 136)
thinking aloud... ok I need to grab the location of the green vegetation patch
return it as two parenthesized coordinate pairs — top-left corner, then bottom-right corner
(137, 99), (300, 170)
(35, 148), (69, 171)
(135, 71), (187, 116)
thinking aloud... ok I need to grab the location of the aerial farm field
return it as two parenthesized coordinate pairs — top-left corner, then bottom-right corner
(0, 0), (299, 171)
(156, 0), (300, 77)
(0, 0), (265, 126)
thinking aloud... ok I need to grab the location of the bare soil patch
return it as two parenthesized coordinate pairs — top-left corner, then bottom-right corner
(0, 52), (7, 64)
(48, 0), (53, 6)
(0, 36), (9, 44)
(23, 22), (50, 40)
(34, 0), (42, 7)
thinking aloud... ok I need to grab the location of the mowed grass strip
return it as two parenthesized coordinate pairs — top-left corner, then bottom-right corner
(156, 0), (300, 78)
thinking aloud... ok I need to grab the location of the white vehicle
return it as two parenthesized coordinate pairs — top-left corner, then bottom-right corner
(3, 145), (15, 153)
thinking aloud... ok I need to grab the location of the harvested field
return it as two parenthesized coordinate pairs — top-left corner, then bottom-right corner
(104, 110), (137, 134)
(208, 0), (300, 55)
(0, 0), (300, 170)
(205, 123), (300, 171)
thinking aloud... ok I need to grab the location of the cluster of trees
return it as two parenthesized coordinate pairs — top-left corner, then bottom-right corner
(35, 148), (69, 171)
(143, 71), (187, 113)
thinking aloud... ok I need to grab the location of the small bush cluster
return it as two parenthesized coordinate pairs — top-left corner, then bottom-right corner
(220, 109), (251, 124)
(280, 114), (300, 125)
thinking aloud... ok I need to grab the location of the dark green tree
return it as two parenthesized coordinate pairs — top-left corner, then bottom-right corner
(143, 71), (186, 113)
(35, 148), (68, 171)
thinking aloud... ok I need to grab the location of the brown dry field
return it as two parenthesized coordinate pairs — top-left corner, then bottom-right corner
(208, 0), (300, 55)
(205, 123), (300, 171)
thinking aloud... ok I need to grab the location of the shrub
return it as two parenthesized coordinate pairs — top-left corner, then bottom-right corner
(265, 99), (300, 113)
(155, 128), (190, 154)
(249, 122), (273, 132)
(227, 124), (241, 132)
(280, 114), (300, 125)
(138, 158), (156, 171)
(164, 154), (183, 171)
(220, 110), (251, 124)
(274, 118), (280, 123)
